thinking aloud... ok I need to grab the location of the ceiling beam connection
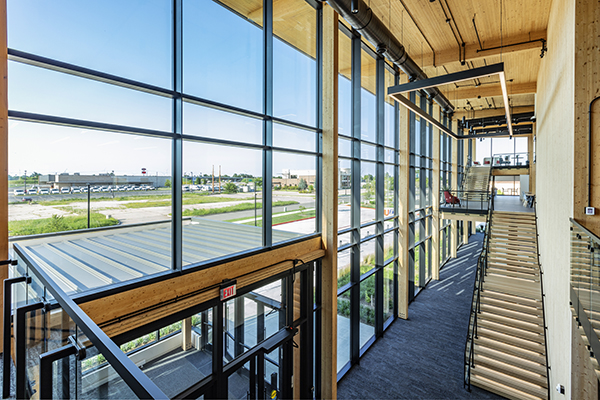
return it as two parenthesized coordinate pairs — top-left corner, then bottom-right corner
(416, 30), (547, 69)
(449, 82), (536, 100)
(388, 63), (514, 136)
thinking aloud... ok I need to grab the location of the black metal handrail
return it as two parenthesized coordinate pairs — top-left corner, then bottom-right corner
(464, 183), (493, 390)
(11, 244), (168, 399)
(440, 189), (490, 213)
(533, 200), (551, 400)
(488, 152), (529, 167)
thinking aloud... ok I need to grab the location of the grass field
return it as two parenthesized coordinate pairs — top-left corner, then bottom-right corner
(243, 209), (316, 227)
(182, 200), (298, 217)
(9, 213), (119, 236)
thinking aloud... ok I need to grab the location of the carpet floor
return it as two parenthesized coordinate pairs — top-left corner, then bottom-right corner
(338, 233), (505, 400)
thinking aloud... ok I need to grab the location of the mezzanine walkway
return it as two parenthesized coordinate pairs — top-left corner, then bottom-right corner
(338, 233), (503, 400)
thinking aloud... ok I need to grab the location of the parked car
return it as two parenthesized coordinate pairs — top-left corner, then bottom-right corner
(101, 186), (110, 192)
(71, 187), (81, 194)
(13, 189), (25, 196)
(60, 187), (70, 194)
(39, 188), (50, 195)
(27, 188), (38, 195)
(81, 187), (88, 193)
(50, 188), (60, 194)
(91, 187), (101, 193)
(118, 186), (126, 192)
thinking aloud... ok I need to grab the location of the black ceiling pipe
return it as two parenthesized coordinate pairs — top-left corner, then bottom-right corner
(327, 0), (455, 115)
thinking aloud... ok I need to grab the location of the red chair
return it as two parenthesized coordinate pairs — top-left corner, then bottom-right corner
(443, 190), (461, 206)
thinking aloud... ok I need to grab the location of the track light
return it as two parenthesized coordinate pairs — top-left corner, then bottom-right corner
(351, 0), (359, 13)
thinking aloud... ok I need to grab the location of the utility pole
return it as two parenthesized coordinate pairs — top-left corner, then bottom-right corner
(212, 165), (215, 194)
(87, 183), (91, 228)
(219, 165), (221, 194)
(23, 170), (26, 193)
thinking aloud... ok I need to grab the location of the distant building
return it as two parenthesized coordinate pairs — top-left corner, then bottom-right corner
(273, 169), (316, 188)
(37, 173), (171, 189)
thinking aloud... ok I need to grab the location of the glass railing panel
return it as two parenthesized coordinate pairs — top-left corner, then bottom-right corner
(23, 307), (45, 400)
(77, 341), (139, 399)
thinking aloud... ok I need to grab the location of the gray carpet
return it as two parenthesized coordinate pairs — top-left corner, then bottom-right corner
(338, 233), (505, 400)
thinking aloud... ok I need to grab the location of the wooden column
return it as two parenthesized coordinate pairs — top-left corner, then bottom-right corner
(431, 105), (441, 280)
(321, 5), (338, 399)
(528, 130), (536, 195)
(182, 317), (192, 351)
(397, 83), (410, 320)
(450, 135), (458, 258)
(0, 0), (8, 353)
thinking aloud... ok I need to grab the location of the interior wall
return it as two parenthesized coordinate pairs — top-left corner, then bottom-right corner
(535, 0), (575, 396)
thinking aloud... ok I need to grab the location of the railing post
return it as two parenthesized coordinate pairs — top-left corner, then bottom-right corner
(15, 301), (46, 400)
(3, 276), (31, 399)
(39, 336), (84, 400)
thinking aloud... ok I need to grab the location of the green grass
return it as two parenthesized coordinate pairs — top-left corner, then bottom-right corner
(182, 200), (298, 217)
(9, 213), (119, 236)
(244, 209), (316, 227)
(26, 192), (250, 207)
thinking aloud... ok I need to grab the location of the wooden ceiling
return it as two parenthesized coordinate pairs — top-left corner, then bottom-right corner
(368, 0), (550, 115)
(218, 0), (548, 117)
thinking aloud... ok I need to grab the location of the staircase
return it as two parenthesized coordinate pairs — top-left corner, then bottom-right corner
(461, 166), (491, 201)
(467, 210), (550, 400)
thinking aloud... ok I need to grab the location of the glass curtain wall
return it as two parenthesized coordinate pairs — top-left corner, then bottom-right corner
(408, 94), (433, 299)
(7, 0), (322, 291)
(336, 24), (399, 378)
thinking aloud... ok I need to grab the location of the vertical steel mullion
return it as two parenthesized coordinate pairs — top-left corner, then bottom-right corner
(15, 302), (45, 400)
(263, 0), (274, 247)
(257, 352), (265, 399)
(393, 70), (399, 321)
(172, 0), (183, 271)
(315, 4), (323, 235)
(350, 30), (361, 365)
(214, 303), (225, 399)
(314, 260), (322, 399)
(300, 263), (314, 399)
(375, 56), (384, 338)
(234, 297), (245, 357)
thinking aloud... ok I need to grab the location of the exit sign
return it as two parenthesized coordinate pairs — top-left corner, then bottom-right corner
(220, 281), (237, 301)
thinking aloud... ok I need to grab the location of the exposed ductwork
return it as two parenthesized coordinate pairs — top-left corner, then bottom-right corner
(327, 0), (455, 114)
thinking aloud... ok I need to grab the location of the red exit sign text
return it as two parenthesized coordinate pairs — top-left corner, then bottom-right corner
(220, 284), (237, 301)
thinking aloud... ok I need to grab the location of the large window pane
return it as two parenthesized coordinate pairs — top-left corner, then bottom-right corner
(338, 248), (351, 289)
(182, 141), (263, 266)
(384, 263), (394, 322)
(337, 289), (351, 373)
(338, 30), (352, 137)
(273, 124), (316, 153)
(338, 159), (352, 231)
(361, 50), (376, 143)
(183, 104), (262, 145)
(8, 0), (172, 88)
(360, 161), (376, 224)
(360, 239), (376, 274)
(272, 152), (317, 241)
(273, 0), (317, 126)
(9, 122), (172, 294)
(184, 0), (263, 112)
(8, 62), (171, 132)
(359, 274), (375, 348)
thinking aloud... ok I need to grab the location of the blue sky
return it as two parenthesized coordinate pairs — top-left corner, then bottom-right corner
(7, 0), (319, 177)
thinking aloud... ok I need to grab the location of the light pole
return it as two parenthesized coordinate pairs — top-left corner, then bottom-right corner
(23, 170), (26, 193)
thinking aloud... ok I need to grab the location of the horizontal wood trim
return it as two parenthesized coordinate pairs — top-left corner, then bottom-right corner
(80, 237), (323, 336)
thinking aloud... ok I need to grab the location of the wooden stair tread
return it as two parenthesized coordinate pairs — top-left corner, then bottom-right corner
(478, 319), (545, 344)
(470, 372), (547, 400)
(488, 258), (539, 269)
(473, 353), (548, 387)
(477, 327), (546, 353)
(488, 262), (539, 274)
(478, 312), (544, 334)
(474, 336), (546, 364)
(489, 239), (537, 250)
(481, 286), (542, 306)
(480, 296), (542, 316)
(480, 304), (543, 325)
